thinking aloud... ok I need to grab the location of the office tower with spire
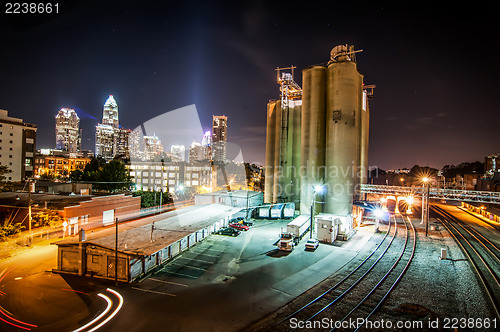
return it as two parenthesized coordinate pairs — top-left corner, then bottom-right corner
(95, 95), (131, 159)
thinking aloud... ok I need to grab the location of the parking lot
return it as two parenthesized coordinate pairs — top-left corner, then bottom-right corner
(114, 216), (374, 331)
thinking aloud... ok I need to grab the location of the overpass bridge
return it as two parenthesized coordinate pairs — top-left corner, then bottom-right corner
(360, 184), (500, 204)
(360, 184), (500, 236)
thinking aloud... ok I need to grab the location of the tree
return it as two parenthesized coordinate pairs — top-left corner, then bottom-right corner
(82, 156), (106, 181)
(408, 165), (438, 184)
(132, 190), (173, 208)
(441, 161), (484, 178)
(69, 169), (83, 182)
(31, 210), (63, 228)
(77, 157), (132, 192)
(96, 160), (132, 192)
(0, 165), (12, 192)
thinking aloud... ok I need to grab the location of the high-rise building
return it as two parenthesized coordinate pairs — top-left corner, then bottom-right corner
(171, 145), (186, 162)
(212, 115), (227, 163)
(116, 128), (131, 159)
(55, 108), (81, 153)
(485, 154), (500, 176)
(144, 134), (163, 160)
(95, 95), (132, 160)
(102, 95), (119, 128)
(0, 109), (37, 181)
(95, 124), (115, 159)
(189, 141), (203, 162)
(128, 130), (143, 160)
(201, 131), (212, 160)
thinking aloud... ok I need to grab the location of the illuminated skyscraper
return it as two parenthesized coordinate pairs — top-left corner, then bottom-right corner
(95, 95), (131, 159)
(55, 108), (81, 153)
(212, 115), (227, 163)
(102, 95), (119, 128)
(171, 145), (186, 162)
(201, 131), (212, 160)
(189, 141), (203, 162)
(144, 134), (163, 160)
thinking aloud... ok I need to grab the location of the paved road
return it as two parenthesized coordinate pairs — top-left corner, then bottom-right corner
(0, 217), (371, 331)
(102, 219), (366, 331)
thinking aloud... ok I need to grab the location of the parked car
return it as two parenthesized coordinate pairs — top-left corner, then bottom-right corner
(305, 238), (319, 250)
(217, 227), (240, 237)
(241, 220), (253, 227)
(229, 223), (249, 231)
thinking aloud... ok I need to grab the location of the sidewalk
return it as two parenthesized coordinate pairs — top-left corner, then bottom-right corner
(0, 203), (208, 262)
(0, 226), (63, 261)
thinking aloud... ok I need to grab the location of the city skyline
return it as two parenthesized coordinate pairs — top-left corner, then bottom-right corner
(0, 1), (498, 170)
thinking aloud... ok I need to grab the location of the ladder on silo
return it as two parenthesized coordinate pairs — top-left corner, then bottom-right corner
(275, 66), (302, 202)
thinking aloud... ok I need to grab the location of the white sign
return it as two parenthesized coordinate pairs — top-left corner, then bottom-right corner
(103, 210), (115, 225)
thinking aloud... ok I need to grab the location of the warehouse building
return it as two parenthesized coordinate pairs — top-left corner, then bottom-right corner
(53, 204), (240, 282)
(195, 190), (263, 208)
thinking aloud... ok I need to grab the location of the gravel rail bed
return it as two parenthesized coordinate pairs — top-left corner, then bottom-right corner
(244, 215), (496, 331)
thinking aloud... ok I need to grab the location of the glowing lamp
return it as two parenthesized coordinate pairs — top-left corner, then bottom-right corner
(374, 208), (384, 219)
(313, 185), (324, 194)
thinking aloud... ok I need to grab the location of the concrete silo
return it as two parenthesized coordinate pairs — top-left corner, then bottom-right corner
(300, 66), (327, 213)
(285, 100), (302, 205)
(324, 45), (364, 234)
(264, 67), (303, 205)
(264, 47), (371, 239)
(264, 101), (277, 204)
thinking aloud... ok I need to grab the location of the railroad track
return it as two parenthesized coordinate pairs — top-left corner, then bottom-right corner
(432, 205), (500, 319)
(266, 213), (416, 331)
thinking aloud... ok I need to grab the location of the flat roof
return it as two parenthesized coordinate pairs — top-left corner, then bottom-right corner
(54, 204), (241, 256)
(0, 192), (94, 209)
(197, 190), (262, 198)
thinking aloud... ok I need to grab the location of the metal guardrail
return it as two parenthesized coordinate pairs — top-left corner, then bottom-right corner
(360, 184), (500, 204)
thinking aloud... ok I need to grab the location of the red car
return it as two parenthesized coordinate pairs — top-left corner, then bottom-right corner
(229, 223), (249, 231)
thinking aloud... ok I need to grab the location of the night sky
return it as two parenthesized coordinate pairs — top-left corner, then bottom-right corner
(1, 1), (498, 170)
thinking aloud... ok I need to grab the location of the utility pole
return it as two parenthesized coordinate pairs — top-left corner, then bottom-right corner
(115, 216), (118, 286)
(151, 221), (155, 242)
(27, 177), (33, 246)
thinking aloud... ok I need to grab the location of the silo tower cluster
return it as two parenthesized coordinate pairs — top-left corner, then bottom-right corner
(264, 45), (373, 238)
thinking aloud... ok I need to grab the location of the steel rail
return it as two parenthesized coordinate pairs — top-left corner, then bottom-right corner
(434, 206), (500, 261)
(352, 214), (416, 331)
(289, 216), (400, 331)
(436, 208), (500, 319)
(433, 206), (500, 283)
(266, 217), (395, 331)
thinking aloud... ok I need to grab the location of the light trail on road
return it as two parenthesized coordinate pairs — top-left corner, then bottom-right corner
(71, 288), (123, 332)
(72, 293), (112, 332)
(87, 289), (123, 332)
(0, 306), (37, 330)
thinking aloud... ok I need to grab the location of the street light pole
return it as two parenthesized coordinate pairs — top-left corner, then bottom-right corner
(310, 185), (323, 239)
(310, 199), (314, 239)
(425, 184), (430, 237)
(421, 177), (430, 237)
